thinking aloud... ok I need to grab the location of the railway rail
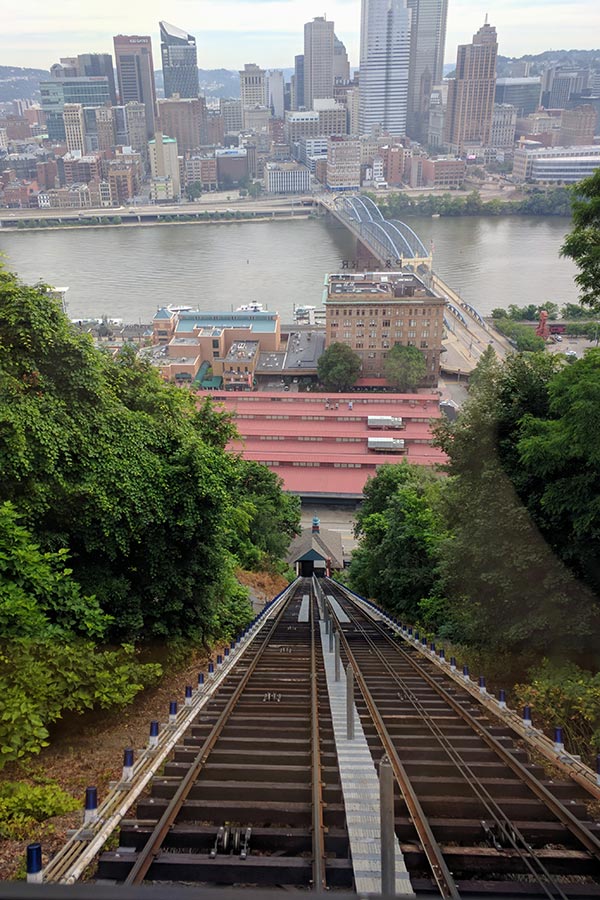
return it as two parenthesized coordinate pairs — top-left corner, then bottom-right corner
(36, 577), (600, 896)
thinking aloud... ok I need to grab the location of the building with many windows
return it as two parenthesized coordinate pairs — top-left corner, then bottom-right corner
(113, 34), (156, 136)
(264, 162), (310, 193)
(359, 0), (411, 136)
(406, 0), (448, 142)
(159, 21), (199, 99)
(149, 132), (180, 198)
(62, 103), (86, 154)
(304, 17), (335, 109)
(325, 270), (445, 384)
(239, 64), (267, 110)
(444, 20), (498, 154)
(513, 144), (600, 183)
(490, 103), (517, 149)
(326, 137), (361, 190)
(494, 77), (541, 116)
(40, 77), (111, 141)
(157, 97), (207, 152)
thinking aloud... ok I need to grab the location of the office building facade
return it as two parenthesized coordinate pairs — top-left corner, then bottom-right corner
(40, 77), (111, 141)
(444, 21), (498, 154)
(113, 35), (157, 136)
(293, 55), (305, 110)
(304, 17), (335, 109)
(495, 77), (541, 117)
(160, 21), (199, 99)
(406, 0), (448, 141)
(513, 145), (600, 183)
(157, 97), (207, 152)
(359, 0), (412, 136)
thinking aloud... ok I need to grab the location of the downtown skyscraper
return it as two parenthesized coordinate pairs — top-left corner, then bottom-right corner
(444, 20), (498, 154)
(359, 0), (412, 136)
(113, 34), (157, 137)
(160, 21), (199, 99)
(304, 17), (335, 109)
(406, 0), (448, 140)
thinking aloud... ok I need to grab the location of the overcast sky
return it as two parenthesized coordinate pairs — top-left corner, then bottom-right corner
(3, 0), (600, 72)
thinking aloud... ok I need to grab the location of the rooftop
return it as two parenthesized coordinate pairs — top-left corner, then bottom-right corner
(176, 311), (278, 334)
(326, 271), (438, 300)
(225, 340), (259, 363)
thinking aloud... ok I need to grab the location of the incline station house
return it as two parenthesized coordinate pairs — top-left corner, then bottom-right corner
(286, 517), (345, 577)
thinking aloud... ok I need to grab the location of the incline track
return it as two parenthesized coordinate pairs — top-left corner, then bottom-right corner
(45, 576), (600, 895)
(323, 578), (600, 897)
(98, 580), (352, 889)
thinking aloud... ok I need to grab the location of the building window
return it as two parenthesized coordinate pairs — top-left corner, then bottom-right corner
(395, 330), (403, 338)
(408, 330), (416, 338)
(409, 319), (417, 327)
(212, 339), (220, 349)
(344, 331), (351, 339)
(382, 320), (391, 327)
(421, 340), (428, 348)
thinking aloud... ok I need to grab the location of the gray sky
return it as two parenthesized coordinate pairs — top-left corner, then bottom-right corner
(3, 0), (600, 71)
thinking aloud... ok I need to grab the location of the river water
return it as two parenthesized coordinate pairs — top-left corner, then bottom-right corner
(0, 215), (579, 322)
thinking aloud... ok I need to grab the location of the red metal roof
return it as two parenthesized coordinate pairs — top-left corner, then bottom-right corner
(196, 389), (447, 497)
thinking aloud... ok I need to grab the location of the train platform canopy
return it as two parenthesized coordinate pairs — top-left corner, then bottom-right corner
(286, 518), (344, 576)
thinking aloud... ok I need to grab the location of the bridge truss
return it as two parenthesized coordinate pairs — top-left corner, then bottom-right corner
(334, 195), (432, 269)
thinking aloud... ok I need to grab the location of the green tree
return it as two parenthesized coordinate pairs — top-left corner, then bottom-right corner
(317, 342), (361, 390)
(0, 268), (253, 641)
(561, 169), (600, 310)
(562, 303), (592, 320)
(186, 181), (203, 200)
(247, 181), (263, 198)
(349, 464), (446, 620)
(383, 344), (427, 390)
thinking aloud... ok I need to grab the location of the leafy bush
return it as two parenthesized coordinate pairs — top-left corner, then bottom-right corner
(0, 641), (161, 765)
(514, 660), (600, 760)
(0, 781), (78, 840)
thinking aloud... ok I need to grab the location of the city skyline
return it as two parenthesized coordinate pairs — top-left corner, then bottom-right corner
(3, 0), (600, 72)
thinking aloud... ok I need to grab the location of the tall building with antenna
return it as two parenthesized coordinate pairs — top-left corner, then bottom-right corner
(444, 19), (498, 154)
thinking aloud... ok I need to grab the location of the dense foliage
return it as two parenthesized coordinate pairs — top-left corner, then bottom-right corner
(348, 348), (600, 665)
(371, 187), (572, 219)
(561, 169), (600, 310)
(0, 268), (300, 764)
(317, 342), (362, 390)
(383, 344), (427, 390)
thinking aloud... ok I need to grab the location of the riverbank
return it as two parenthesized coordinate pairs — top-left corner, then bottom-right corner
(0, 211), (313, 234)
(372, 186), (572, 219)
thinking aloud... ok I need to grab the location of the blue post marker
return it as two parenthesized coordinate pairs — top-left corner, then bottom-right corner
(523, 705), (532, 728)
(84, 786), (98, 825)
(421, 637), (427, 648)
(439, 648), (445, 662)
(414, 630), (419, 642)
(208, 661), (215, 677)
(184, 685), (193, 707)
(224, 646), (230, 657)
(450, 656), (457, 671)
(26, 843), (43, 883)
(430, 642), (436, 655)
(169, 701), (177, 724)
(216, 654), (223, 666)
(408, 627), (413, 636)
(498, 689), (507, 710)
(554, 726), (564, 753)
(197, 672), (205, 689)
(149, 720), (159, 748)
(479, 675), (486, 695)
(122, 748), (134, 782)
(463, 664), (470, 681)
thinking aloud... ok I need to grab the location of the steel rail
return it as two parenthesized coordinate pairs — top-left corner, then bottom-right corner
(330, 588), (570, 900)
(124, 596), (293, 885)
(330, 580), (600, 865)
(310, 590), (327, 892)
(325, 599), (461, 900)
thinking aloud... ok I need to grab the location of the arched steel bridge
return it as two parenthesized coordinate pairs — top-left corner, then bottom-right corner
(328, 194), (432, 269)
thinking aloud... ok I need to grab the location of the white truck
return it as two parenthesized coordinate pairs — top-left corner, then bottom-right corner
(367, 437), (406, 453)
(367, 416), (404, 430)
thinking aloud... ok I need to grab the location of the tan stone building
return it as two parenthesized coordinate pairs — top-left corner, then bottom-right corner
(157, 97), (207, 152)
(325, 271), (445, 385)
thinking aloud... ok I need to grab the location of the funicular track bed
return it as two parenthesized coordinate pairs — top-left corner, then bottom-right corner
(324, 579), (600, 898)
(97, 581), (352, 889)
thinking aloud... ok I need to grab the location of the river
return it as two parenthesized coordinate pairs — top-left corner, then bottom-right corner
(0, 215), (580, 322)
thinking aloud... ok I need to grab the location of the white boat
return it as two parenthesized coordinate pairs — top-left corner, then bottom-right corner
(236, 302), (264, 312)
(168, 304), (193, 313)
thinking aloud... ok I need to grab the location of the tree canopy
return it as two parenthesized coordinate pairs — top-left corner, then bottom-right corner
(561, 169), (600, 310)
(317, 342), (361, 390)
(383, 344), (427, 390)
